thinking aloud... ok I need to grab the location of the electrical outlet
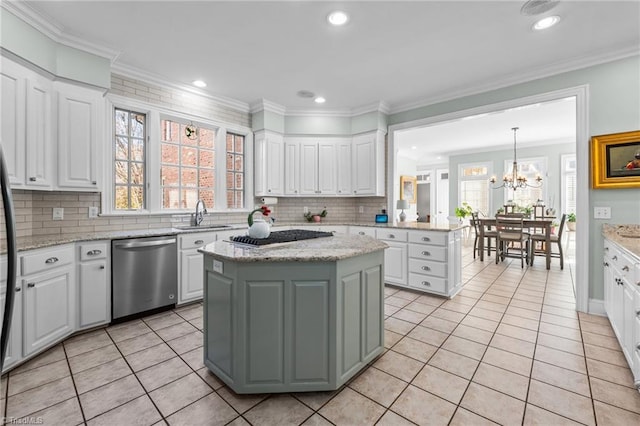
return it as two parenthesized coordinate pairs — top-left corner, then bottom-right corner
(594, 206), (611, 219)
(88, 206), (99, 218)
(52, 207), (64, 220)
(359, 206), (364, 214)
(303, 206), (309, 214)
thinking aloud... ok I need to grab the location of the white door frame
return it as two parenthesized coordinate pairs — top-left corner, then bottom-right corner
(387, 85), (589, 313)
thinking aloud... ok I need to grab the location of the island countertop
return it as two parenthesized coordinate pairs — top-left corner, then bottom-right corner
(198, 234), (387, 262)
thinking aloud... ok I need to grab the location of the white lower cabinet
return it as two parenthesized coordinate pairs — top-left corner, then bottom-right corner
(375, 229), (408, 286)
(178, 232), (217, 304)
(1, 256), (22, 372)
(603, 238), (640, 389)
(77, 242), (110, 329)
(21, 245), (75, 357)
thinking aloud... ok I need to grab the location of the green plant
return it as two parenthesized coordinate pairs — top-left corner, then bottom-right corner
(304, 207), (328, 222)
(518, 205), (533, 217)
(567, 213), (576, 222)
(454, 202), (473, 219)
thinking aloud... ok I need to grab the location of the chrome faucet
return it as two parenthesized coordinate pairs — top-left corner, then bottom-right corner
(191, 199), (208, 226)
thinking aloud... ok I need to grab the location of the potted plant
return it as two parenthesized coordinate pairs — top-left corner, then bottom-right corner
(567, 213), (576, 231)
(518, 205), (533, 218)
(304, 207), (328, 222)
(454, 202), (473, 220)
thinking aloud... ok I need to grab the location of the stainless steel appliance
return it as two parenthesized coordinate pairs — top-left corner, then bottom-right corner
(0, 146), (17, 372)
(112, 236), (177, 321)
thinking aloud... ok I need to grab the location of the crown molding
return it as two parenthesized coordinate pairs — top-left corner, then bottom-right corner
(250, 99), (286, 115)
(111, 62), (251, 113)
(389, 45), (639, 115)
(2, 1), (120, 61)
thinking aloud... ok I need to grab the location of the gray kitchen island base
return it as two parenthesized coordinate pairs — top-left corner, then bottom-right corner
(203, 249), (384, 394)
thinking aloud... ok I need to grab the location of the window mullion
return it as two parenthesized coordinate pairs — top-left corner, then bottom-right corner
(215, 128), (228, 210)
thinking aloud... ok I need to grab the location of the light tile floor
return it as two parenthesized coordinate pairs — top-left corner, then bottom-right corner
(2, 236), (640, 425)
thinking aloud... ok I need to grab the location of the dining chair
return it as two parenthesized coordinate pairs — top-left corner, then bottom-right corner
(495, 214), (529, 268)
(530, 213), (567, 269)
(471, 212), (497, 259)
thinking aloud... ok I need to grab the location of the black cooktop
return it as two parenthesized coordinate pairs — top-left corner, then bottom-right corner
(230, 229), (333, 246)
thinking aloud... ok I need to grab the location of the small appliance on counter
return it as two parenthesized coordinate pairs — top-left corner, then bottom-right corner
(375, 209), (388, 223)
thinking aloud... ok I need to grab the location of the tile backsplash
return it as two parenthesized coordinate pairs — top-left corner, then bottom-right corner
(0, 190), (388, 240)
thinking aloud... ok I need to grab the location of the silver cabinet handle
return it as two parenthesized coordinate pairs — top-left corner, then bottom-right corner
(268, 189), (272, 192)
(338, 190), (342, 193)
(422, 237), (430, 242)
(294, 190), (298, 193)
(612, 255), (618, 261)
(15, 287), (21, 292)
(622, 266), (630, 272)
(45, 257), (59, 264)
(605, 247), (609, 251)
(92, 181), (97, 185)
(353, 190), (357, 193)
(29, 177), (36, 182)
(27, 283), (35, 288)
(421, 281), (431, 287)
(388, 234), (395, 239)
(87, 249), (102, 256)
(636, 310), (640, 317)
(99, 265), (105, 270)
(603, 262), (609, 267)
(422, 251), (431, 256)
(421, 266), (431, 271)
(358, 231), (365, 235)
(194, 240), (204, 245)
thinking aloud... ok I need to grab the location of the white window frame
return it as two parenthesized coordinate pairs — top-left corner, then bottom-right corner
(561, 153), (577, 214)
(458, 162), (492, 216)
(502, 156), (547, 207)
(102, 94), (253, 215)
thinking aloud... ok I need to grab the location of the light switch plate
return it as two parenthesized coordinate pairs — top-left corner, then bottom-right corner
(52, 207), (64, 220)
(88, 206), (99, 218)
(594, 206), (611, 219)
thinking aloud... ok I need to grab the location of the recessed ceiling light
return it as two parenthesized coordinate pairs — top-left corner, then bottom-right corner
(192, 80), (207, 88)
(533, 15), (561, 30)
(314, 97), (326, 104)
(411, 146), (417, 150)
(327, 11), (349, 26)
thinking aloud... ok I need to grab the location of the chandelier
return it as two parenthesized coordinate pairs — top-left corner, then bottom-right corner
(489, 127), (542, 190)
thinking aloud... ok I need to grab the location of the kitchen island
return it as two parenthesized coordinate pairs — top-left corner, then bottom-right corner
(199, 233), (387, 394)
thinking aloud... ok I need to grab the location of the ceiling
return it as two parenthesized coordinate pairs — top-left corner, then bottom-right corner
(12, 1), (638, 164)
(19, 0), (640, 114)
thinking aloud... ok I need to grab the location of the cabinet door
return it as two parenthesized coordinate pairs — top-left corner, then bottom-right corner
(78, 261), (109, 328)
(284, 141), (300, 195)
(266, 138), (284, 195)
(604, 260), (614, 316)
(0, 283), (23, 372)
(317, 142), (337, 195)
(23, 266), (75, 356)
(622, 280), (635, 365)
(0, 60), (26, 186)
(25, 76), (54, 188)
(352, 135), (376, 195)
(336, 141), (352, 195)
(610, 274), (624, 342)
(300, 141), (319, 195)
(57, 84), (102, 189)
(383, 241), (408, 286)
(180, 249), (205, 303)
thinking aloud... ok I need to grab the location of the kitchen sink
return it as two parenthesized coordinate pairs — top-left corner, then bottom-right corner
(174, 224), (233, 230)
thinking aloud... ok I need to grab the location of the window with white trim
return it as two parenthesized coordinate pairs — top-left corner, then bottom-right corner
(459, 163), (491, 216)
(113, 108), (146, 210)
(226, 133), (245, 209)
(562, 154), (576, 214)
(504, 157), (546, 207)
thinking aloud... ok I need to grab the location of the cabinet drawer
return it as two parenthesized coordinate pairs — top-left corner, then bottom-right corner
(375, 229), (408, 242)
(350, 227), (376, 238)
(612, 250), (635, 280)
(409, 258), (447, 278)
(408, 273), (446, 294)
(408, 244), (447, 262)
(79, 243), (107, 261)
(180, 232), (217, 250)
(408, 231), (446, 246)
(21, 245), (74, 276)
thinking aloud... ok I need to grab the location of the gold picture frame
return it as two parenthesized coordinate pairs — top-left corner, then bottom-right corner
(591, 130), (640, 189)
(400, 175), (417, 204)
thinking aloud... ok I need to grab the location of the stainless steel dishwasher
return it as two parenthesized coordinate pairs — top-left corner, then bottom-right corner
(112, 236), (177, 321)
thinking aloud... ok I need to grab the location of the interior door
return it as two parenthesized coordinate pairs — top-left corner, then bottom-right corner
(435, 169), (449, 224)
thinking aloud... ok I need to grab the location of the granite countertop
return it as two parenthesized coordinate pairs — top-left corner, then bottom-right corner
(198, 234), (387, 262)
(2, 220), (463, 254)
(602, 224), (640, 259)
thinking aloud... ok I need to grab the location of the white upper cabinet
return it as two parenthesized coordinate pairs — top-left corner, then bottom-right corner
(254, 130), (285, 196)
(284, 141), (300, 195)
(56, 82), (103, 190)
(317, 141), (337, 194)
(336, 140), (352, 195)
(0, 60), (26, 186)
(299, 140), (319, 195)
(352, 130), (385, 196)
(25, 75), (54, 189)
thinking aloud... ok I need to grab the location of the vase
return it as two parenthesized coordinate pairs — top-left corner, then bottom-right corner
(248, 219), (271, 239)
(313, 215), (321, 222)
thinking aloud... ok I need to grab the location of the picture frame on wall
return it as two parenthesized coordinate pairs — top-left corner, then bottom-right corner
(591, 130), (640, 189)
(400, 175), (417, 204)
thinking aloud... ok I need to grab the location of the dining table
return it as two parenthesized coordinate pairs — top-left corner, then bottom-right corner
(477, 217), (555, 270)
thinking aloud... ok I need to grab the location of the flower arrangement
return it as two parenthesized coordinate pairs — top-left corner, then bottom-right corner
(248, 205), (271, 226)
(304, 207), (328, 222)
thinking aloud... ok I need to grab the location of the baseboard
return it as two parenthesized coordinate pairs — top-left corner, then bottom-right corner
(588, 298), (606, 316)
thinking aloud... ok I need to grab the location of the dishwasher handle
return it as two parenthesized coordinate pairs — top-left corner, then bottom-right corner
(113, 238), (176, 249)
